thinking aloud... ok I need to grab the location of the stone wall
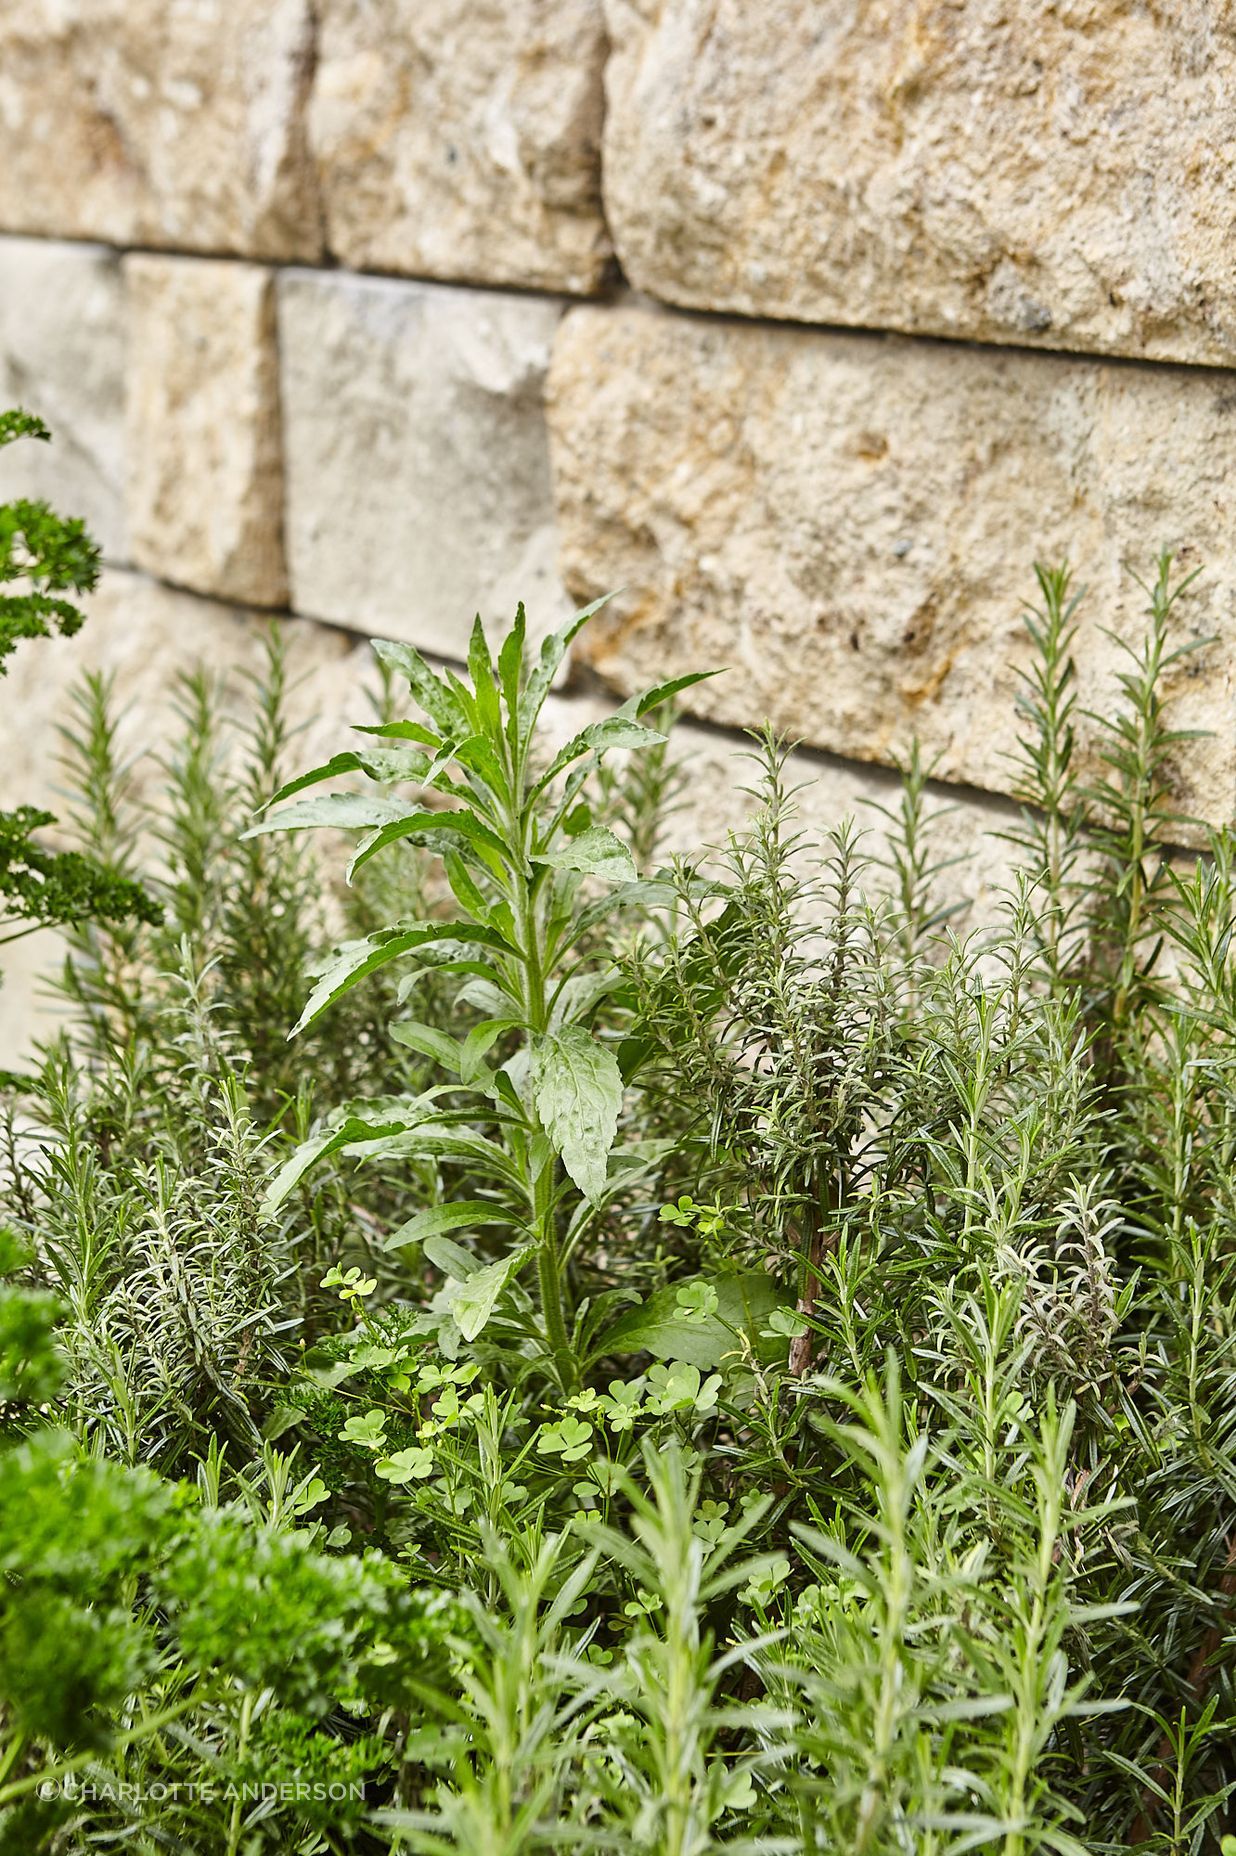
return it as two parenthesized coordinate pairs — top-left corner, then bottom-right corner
(1, 2), (1230, 1056)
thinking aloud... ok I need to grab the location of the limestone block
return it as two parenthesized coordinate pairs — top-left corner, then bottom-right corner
(279, 270), (571, 656)
(0, 238), (128, 559)
(0, 926), (66, 1069)
(547, 304), (1236, 829)
(126, 257), (287, 608)
(311, 0), (609, 294)
(0, 0), (321, 260)
(602, 0), (1236, 364)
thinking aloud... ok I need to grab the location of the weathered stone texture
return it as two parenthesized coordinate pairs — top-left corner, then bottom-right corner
(602, 0), (1236, 365)
(547, 305), (1236, 828)
(126, 257), (287, 608)
(0, 0), (321, 260)
(279, 271), (571, 655)
(0, 238), (128, 559)
(0, 928), (65, 1067)
(311, 0), (610, 293)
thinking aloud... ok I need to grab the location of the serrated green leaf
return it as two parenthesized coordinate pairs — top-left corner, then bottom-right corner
(293, 922), (516, 1036)
(599, 1273), (788, 1369)
(536, 826), (637, 886)
(347, 807), (510, 882)
(537, 718), (666, 791)
(385, 1200), (519, 1252)
(450, 1244), (536, 1341)
(243, 793), (417, 838)
(372, 639), (469, 734)
(532, 1026), (623, 1203)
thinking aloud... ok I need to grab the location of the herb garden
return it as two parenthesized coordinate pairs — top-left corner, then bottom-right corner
(3, 413), (1236, 1853)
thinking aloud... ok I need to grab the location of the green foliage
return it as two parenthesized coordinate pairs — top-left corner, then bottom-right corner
(248, 598), (712, 1388)
(0, 409), (99, 671)
(0, 805), (160, 936)
(0, 411), (157, 1089)
(4, 555), (1236, 1851)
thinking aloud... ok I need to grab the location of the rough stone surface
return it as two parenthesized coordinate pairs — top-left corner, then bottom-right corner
(0, 928), (66, 1067)
(0, 0), (321, 260)
(126, 257), (288, 608)
(548, 304), (1236, 829)
(311, 0), (609, 294)
(279, 270), (572, 655)
(602, 0), (1236, 365)
(0, 237), (128, 559)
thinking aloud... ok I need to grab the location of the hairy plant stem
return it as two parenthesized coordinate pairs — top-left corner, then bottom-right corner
(535, 1173), (573, 1387)
(507, 780), (575, 1389)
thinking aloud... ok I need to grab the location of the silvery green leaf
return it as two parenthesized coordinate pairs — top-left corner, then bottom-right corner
(532, 1026), (623, 1203)
(449, 1244), (536, 1342)
(262, 1115), (411, 1216)
(619, 668), (723, 717)
(423, 1235), (483, 1280)
(263, 747), (433, 808)
(371, 639), (469, 733)
(536, 826), (637, 886)
(385, 1200), (518, 1252)
(522, 592), (618, 723)
(242, 793), (417, 838)
(538, 717), (666, 789)
(347, 808), (510, 882)
(293, 921), (515, 1036)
